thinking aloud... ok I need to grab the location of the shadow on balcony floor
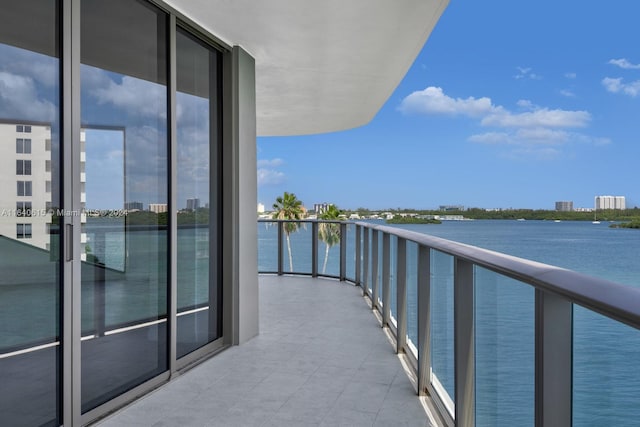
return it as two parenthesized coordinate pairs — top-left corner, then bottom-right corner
(96, 275), (439, 426)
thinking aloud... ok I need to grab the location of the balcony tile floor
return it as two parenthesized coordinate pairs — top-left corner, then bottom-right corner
(96, 275), (439, 426)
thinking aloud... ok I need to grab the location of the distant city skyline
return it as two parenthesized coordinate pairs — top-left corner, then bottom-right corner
(257, 0), (640, 210)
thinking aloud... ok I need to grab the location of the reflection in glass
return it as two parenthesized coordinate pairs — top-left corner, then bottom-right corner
(176, 28), (221, 357)
(80, 0), (168, 412)
(0, 1), (61, 425)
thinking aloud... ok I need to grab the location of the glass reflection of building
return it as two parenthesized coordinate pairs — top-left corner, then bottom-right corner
(0, 122), (53, 250)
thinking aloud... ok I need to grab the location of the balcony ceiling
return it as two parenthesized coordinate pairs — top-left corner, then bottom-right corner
(164, 0), (449, 136)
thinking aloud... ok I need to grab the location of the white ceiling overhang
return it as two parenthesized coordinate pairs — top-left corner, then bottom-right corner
(164, 0), (449, 136)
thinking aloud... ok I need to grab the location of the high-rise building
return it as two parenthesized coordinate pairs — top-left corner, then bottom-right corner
(555, 201), (573, 212)
(125, 201), (144, 211)
(186, 198), (200, 210)
(0, 122), (54, 251)
(149, 203), (168, 213)
(314, 203), (329, 214)
(595, 195), (626, 210)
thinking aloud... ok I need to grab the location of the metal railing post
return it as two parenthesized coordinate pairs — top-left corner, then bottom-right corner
(312, 221), (318, 277)
(396, 238), (407, 354)
(535, 290), (572, 427)
(454, 258), (475, 427)
(339, 222), (347, 281)
(355, 225), (362, 286)
(277, 221), (283, 275)
(371, 230), (379, 309)
(362, 227), (369, 296)
(382, 232), (391, 327)
(417, 245), (431, 395)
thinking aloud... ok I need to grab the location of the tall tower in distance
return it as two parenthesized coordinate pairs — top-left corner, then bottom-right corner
(595, 195), (626, 210)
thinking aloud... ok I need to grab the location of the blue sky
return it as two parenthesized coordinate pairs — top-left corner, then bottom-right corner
(257, 1), (640, 211)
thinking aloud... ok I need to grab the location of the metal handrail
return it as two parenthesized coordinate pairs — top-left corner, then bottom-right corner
(358, 221), (640, 330)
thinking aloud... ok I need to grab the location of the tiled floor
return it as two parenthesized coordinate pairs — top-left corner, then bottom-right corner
(96, 275), (439, 426)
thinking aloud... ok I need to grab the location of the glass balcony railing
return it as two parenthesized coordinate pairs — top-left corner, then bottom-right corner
(258, 219), (640, 426)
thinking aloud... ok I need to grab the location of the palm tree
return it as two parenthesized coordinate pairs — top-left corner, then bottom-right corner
(318, 204), (342, 274)
(272, 192), (306, 272)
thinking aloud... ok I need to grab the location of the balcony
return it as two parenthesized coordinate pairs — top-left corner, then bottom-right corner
(93, 219), (640, 426)
(96, 274), (438, 426)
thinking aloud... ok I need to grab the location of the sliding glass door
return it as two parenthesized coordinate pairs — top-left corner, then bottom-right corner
(176, 28), (222, 358)
(80, 0), (169, 413)
(0, 0), (224, 423)
(0, 1), (62, 425)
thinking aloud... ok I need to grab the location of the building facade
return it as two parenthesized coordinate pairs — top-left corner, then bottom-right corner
(186, 198), (200, 211)
(595, 195), (626, 210)
(555, 201), (574, 211)
(0, 122), (53, 250)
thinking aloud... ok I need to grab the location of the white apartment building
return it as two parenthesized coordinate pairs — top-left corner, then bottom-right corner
(0, 122), (53, 250)
(0, 122), (88, 257)
(149, 203), (168, 213)
(595, 195), (626, 210)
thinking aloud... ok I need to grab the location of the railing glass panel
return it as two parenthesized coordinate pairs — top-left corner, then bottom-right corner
(389, 235), (398, 325)
(430, 250), (455, 401)
(317, 221), (341, 277)
(406, 241), (419, 349)
(376, 230), (383, 307)
(573, 306), (640, 426)
(281, 221), (312, 274)
(345, 224), (356, 280)
(475, 267), (534, 426)
(258, 221), (278, 273)
(366, 230), (373, 293)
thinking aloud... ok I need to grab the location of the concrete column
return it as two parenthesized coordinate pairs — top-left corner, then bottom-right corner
(223, 46), (258, 345)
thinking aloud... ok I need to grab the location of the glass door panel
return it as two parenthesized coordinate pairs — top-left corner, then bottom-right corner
(0, 1), (61, 425)
(176, 28), (222, 358)
(80, 0), (169, 412)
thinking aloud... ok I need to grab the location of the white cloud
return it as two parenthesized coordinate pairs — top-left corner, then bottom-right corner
(468, 132), (512, 144)
(516, 99), (535, 109)
(91, 74), (167, 118)
(560, 89), (576, 97)
(514, 67), (542, 80)
(257, 168), (285, 186)
(565, 72), (577, 79)
(402, 86), (607, 156)
(602, 77), (640, 97)
(481, 108), (590, 128)
(608, 58), (640, 70)
(506, 147), (561, 161)
(515, 128), (569, 144)
(257, 158), (284, 168)
(257, 158), (286, 186)
(471, 129), (609, 149)
(0, 71), (57, 121)
(398, 86), (496, 117)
